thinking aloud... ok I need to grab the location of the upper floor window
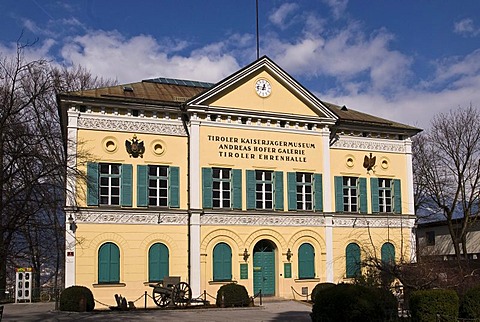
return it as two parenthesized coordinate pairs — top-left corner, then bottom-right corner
(148, 165), (169, 207)
(288, 172), (323, 212)
(335, 176), (367, 213)
(87, 162), (132, 207)
(202, 168), (241, 209)
(247, 170), (284, 211)
(378, 178), (392, 213)
(99, 164), (121, 205)
(296, 173), (313, 210)
(213, 168), (231, 208)
(371, 178), (402, 214)
(255, 170), (274, 210)
(137, 165), (179, 208)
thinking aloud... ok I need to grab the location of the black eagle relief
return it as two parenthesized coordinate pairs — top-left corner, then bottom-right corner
(363, 153), (376, 171)
(125, 134), (145, 158)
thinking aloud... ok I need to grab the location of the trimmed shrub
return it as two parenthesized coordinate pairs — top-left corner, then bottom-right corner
(311, 283), (397, 322)
(59, 285), (95, 312)
(409, 289), (458, 322)
(460, 286), (480, 319)
(311, 282), (335, 302)
(216, 283), (250, 307)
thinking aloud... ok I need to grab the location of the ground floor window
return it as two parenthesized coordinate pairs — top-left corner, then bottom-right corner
(298, 243), (315, 279)
(98, 242), (120, 283)
(346, 243), (361, 278)
(213, 242), (232, 281)
(148, 243), (169, 282)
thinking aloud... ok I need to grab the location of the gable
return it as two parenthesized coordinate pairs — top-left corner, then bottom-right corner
(187, 56), (337, 122)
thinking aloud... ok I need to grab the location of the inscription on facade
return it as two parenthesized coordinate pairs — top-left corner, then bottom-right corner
(208, 135), (315, 162)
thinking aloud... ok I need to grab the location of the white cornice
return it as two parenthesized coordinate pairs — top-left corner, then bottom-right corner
(332, 135), (406, 153)
(74, 210), (188, 225)
(77, 114), (187, 136)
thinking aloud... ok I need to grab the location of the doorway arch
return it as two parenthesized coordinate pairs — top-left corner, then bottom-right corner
(253, 239), (276, 296)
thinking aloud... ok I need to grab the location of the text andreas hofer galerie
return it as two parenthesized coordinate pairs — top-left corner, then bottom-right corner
(208, 135), (316, 163)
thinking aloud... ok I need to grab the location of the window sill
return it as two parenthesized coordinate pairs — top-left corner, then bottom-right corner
(294, 278), (320, 282)
(208, 280), (237, 285)
(92, 283), (126, 288)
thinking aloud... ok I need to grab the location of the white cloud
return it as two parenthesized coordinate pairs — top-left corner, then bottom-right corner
(322, 0), (348, 20)
(454, 18), (480, 37)
(58, 30), (240, 83)
(269, 3), (299, 29)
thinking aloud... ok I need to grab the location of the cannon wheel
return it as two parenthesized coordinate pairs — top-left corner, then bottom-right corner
(172, 282), (192, 307)
(152, 289), (171, 307)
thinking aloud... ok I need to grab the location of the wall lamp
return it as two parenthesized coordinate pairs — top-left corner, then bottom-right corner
(243, 248), (250, 262)
(286, 248), (293, 262)
(68, 214), (77, 232)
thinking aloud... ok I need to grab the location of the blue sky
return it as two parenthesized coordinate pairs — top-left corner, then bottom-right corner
(1, 0), (479, 129)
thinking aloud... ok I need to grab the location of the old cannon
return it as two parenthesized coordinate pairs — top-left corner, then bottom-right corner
(149, 276), (192, 308)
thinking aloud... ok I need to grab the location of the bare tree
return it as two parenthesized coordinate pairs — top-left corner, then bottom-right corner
(0, 41), (115, 298)
(413, 106), (480, 264)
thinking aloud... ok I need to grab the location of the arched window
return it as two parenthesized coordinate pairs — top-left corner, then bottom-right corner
(346, 243), (361, 278)
(213, 243), (232, 281)
(98, 242), (120, 283)
(148, 243), (169, 282)
(381, 242), (395, 266)
(298, 243), (315, 279)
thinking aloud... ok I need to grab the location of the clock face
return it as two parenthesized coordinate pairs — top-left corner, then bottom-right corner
(255, 79), (272, 97)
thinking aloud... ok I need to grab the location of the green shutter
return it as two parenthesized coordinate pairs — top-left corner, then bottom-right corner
(121, 164), (133, 207)
(284, 263), (292, 278)
(371, 178), (379, 213)
(287, 172), (297, 211)
(213, 243), (231, 281)
(346, 243), (361, 278)
(169, 167), (179, 208)
(110, 243), (120, 283)
(334, 176), (344, 212)
(246, 170), (256, 210)
(298, 243), (315, 279)
(314, 173), (323, 212)
(240, 263), (248, 279)
(137, 165), (148, 207)
(149, 243), (169, 282)
(359, 178), (367, 214)
(393, 179), (402, 214)
(232, 169), (242, 209)
(274, 171), (284, 210)
(202, 168), (213, 209)
(98, 243), (120, 283)
(87, 162), (99, 206)
(381, 243), (395, 266)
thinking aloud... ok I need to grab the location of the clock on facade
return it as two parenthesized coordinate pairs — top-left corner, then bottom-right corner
(255, 79), (272, 97)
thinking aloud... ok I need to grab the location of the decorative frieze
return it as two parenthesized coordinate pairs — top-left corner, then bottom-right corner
(75, 211), (188, 225)
(332, 136), (406, 153)
(77, 117), (187, 136)
(201, 214), (325, 226)
(332, 217), (413, 228)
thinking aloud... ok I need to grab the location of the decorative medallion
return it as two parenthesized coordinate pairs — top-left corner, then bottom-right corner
(125, 134), (145, 158)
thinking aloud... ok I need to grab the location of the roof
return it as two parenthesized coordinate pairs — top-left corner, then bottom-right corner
(58, 69), (421, 135)
(62, 77), (210, 105)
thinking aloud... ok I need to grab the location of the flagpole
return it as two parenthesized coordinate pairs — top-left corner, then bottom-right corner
(256, 0), (259, 59)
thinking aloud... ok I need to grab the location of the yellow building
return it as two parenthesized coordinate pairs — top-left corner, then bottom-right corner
(58, 56), (420, 305)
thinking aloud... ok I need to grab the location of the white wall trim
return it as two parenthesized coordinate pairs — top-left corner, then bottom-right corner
(325, 216), (334, 282)
(404, 138), (415, 215)
(332, 135), (406, 153)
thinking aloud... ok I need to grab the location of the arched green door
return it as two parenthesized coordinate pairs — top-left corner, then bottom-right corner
(253, 240), (275, 296)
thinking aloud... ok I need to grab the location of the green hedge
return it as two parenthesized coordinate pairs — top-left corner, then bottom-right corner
(409, 289), (458, 322)
(59, 285), (95, 312)
(460, 286), (480, 319)
(311, 282), (335, 302)
(216, 283), (250, 307)
(311, 283), (398, 322)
